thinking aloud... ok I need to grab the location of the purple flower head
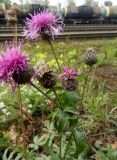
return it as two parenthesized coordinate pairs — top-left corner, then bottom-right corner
(24, 10), (64, 40)
(60, 67), (80, 91)
(0, 41), (33, 91)
(60, 67), (80, 80)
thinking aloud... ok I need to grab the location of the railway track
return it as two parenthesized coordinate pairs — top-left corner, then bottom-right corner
(0, 24), (117, 40)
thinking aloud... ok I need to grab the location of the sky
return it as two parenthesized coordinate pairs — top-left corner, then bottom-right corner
(11, 0), (117, 6)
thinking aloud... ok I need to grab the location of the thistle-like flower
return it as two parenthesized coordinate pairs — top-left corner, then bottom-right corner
(0, 42), (34, 90)
(84, 47), (97, 66)
(60, 67), (80, 91)
(24, 10), (64, 40)
(35, 61), (56, 89)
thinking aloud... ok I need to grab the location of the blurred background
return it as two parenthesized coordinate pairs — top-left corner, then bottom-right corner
(1, 0), (117, 25)
(10, 0), (117, 6)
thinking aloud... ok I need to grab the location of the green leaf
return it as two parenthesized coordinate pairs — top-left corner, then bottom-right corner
(29, 143), (38, 150)
(33, 135), (39, 144)
(55, 111), (68, 133)
(72, 130), (87, 157)
(45, 142), (60, 160)
(29, 135), (46, 151)
(63, 108), (78, 129)
(15, 153), (23, 160)
(61, 91), (79, 108)
(46, 86), (62, 95)
(63, 107), (78, 120)
(48, 149), (60, 160)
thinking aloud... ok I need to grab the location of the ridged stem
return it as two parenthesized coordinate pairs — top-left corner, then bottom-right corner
(48, 39), (61, 72)
(52, 87), (61, 107)
(63, 133), (72, 159)
(72, 130), (79, 158)
(60, 135), (62, 159)
(18, 86), (28, 160)
(30, 82), (53, 102)
(79, 66), (92, 111)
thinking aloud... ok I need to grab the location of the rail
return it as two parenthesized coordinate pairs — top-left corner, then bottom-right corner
(0, 24), (117, 40)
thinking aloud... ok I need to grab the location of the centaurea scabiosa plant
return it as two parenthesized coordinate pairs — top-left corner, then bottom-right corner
(60, 67), (80, 91)
(24, 10), (64, 72)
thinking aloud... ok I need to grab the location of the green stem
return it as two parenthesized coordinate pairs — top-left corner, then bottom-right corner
(48, 39), (61, 72)
(71, 130), (79, 159)
(79, 66), (92, 111)
(60, 135), (62, 159)
(63, 133), (72, 159)
(52, 87), (61, 107)
(18, 86), (28, 160)
(30, 82), (53, 102)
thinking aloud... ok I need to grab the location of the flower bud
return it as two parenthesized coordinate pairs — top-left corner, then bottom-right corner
(35, 61), (56, 89)
(60, 67), (80, 91)
(85, 47), (97, 66)
(12, 66), (34, 84)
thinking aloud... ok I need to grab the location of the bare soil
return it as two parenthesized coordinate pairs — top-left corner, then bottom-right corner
(95, 64), (117, 93)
